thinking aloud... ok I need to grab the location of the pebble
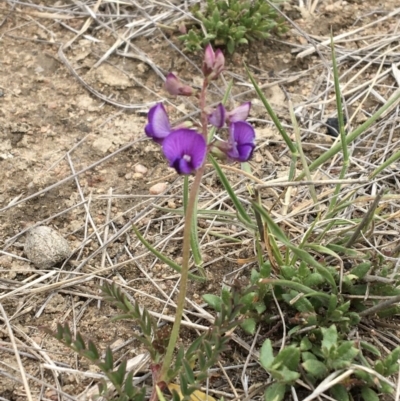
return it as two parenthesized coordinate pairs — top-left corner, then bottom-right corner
(92, 137), (112, 154)
(24, 226), (71, 269)
(132, 172), (143, 179)
(167, 200), (176, 209)
(0, 255), (12, 269)
(134, 164), (148, 174)
(149, 182), (167, 195)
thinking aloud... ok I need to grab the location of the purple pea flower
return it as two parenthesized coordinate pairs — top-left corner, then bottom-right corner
(208, 102), (252, 128)
(145, 103), (172, 144)
(165, 73), (194, 97)
(226, 121), (256, 162)
(162, 129), (207, 174)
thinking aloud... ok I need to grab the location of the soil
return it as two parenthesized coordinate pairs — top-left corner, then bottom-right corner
(0, 0), (399, 400)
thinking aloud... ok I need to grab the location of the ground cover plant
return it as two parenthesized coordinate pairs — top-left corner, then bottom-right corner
(1, 1), (400, 401)
(179, 0), (288, 54)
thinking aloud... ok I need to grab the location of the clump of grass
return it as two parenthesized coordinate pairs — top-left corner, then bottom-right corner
(180, 0), (287, 53)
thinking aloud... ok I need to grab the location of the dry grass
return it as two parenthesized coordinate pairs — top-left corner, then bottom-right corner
(1, 0), (400, 400)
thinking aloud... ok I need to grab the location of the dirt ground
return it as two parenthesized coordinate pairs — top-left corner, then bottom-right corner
(1, 0), (400, 400)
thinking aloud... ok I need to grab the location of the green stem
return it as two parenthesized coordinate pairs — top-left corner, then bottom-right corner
(160, 165), (205, 380)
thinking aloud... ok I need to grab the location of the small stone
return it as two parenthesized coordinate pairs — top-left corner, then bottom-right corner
(125, 173), (132, 180)
(132, 172), (143, 179)
(24, 226), (71, 269)
(92, 137), (113, 154)
(167, 200), (176, 209)
(149, 182), (167, 195)
(134, 164), (148, 174)
(0, 255), (12, 269)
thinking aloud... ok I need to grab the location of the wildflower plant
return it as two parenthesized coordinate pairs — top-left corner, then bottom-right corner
(45, 37), (400, 401)
(144, 43), (256, 384)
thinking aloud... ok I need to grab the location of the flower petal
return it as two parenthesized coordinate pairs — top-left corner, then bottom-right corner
(162, 129), (207, 174)
(208, 103), (226, 128)
(227, 102), (251, 122)
(227, 121), (256, 162)
(145, 103), (171, 143)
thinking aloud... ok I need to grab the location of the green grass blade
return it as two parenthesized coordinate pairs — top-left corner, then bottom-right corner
(289, 99), (318, 204)
(210, 155), (253, 225)
(245, 65), (298, 155)
(184, 176), (204, 275)
(370, 148), (400, 179)
(132, 224), (205, 282)
(297, 88), (400, 180)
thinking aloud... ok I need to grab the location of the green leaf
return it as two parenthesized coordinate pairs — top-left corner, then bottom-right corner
(361, 387), (379, 401)
(75, 332), (86, 351)
(88, 340), (100, 360)
(203, 294), (222, 312)
(260, 339), (274, 370)
(327, 294), (338, 316)
(115, 360), (126, 386)
(227, 38), (235, 54)
(302, 359), (329, 379)
(330, 384), (350, 401)
(300, 337), (312, 352)
(264, 383), (287, 401)
(254, 302), (266, 314)
(301, 351), (317, 362)
(360, 341), (381, 357)
(336, 341), (358, 359)
(63, 324), (72, 345)
(321, 325), (338, 353)
(124, 371), (135, 397)
(350, 262), (371, 279)
(303, 273), (325, 287)
(270, 366), (300, 383)
(272, 346), (300, 371)
(241, 318), (256, 334)
(240, 292), (257, 306)
(105, 347), (113, 371)
(183, 360), (195, 384)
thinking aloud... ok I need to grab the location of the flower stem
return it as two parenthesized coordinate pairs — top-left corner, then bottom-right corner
(160, 79), (209, 381)
(160, 165), (205, 380)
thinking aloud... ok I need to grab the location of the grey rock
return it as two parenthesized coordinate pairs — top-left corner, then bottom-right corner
(24, 226), (71, 269)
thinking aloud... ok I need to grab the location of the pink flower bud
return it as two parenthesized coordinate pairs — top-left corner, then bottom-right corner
(202, 44), (225, 80)
(165, 73), (193, 96)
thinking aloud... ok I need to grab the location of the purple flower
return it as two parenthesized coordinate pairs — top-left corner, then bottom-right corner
(162, 129), (207, 174)
(202, 44), (225, 80)
(208, 102), (252, 128)
(208, 103), (226, 128)
(145, 103), (171, 144)
(226, 121), (256, 162)
(165, 73), (193, 97)
(227, 102), (251, 122)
